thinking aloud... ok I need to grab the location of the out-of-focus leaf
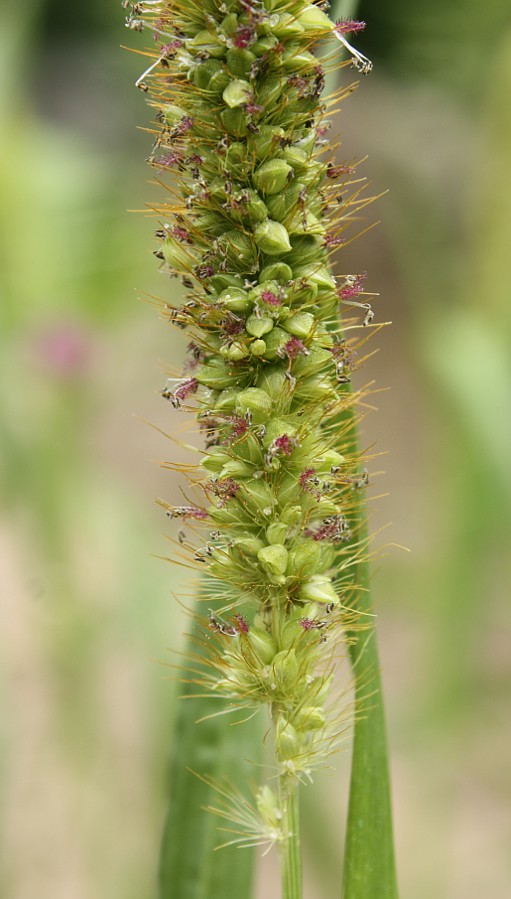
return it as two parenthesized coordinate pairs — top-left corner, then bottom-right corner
(421, 311), (511, 503)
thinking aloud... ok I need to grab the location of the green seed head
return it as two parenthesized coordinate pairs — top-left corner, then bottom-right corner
(296, 5), (333, 33)
(246, 314), (274, 338)
(283, 312), (315, 339)
(248, 628), (276, 665)
(219, 286), (251, 313)
(272, 649), (299, 695)
(222, 79), (252, 108)
(259, 262), (293, 283)
(253, 159), (294, 196)
(190, 29), (226, 57)
(287, 541), (323, 577)
(257, 543), (289, 580)
(256, 785), (282, 832)
(226, 48), (256, 78)
(275, 718), (301, 760)
(266, 522), (288, 545)
(295, 705), (326, 731)
(250, 338), (267, 356)
(251, 125), (286, 160)
(299, 575), (339, 606)
(236, 387), (272, 422)
(254, 220), (292, 255)
(137, 0), (375, 830)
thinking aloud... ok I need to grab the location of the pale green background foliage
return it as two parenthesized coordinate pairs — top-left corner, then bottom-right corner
(1, 1), (510, 897)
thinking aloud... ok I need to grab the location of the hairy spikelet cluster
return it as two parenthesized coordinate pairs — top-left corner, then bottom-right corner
(128, 0), (376, 846)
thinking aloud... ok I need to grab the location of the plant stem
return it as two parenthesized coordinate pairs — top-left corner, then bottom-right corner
(280, 778), (302, 899)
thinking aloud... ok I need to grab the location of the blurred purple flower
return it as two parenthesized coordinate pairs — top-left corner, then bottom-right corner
(34, 323), (91, 377)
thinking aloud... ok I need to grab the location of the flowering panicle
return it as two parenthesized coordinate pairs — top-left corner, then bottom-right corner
(129, 0), (375, 856)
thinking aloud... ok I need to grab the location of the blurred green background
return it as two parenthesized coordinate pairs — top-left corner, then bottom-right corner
(1, 1), (510, 897)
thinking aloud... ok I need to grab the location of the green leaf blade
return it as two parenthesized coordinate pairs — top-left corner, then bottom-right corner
(158, 600), (261, 899)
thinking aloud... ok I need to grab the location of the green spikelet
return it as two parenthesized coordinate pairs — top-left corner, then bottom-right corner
(128, 2), (396, 897)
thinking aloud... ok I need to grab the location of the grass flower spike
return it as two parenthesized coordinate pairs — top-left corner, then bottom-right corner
(128, 1), (397, 896)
